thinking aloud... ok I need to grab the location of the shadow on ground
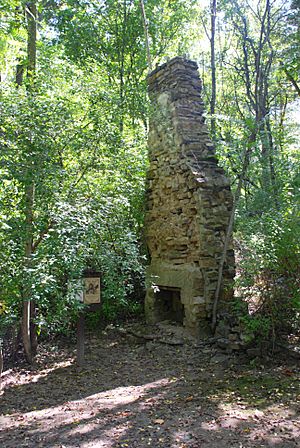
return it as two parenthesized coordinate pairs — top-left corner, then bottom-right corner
(0, 328), (299, 447)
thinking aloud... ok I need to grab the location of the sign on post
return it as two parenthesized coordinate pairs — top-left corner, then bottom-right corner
(83, 276), (101, 305)
(76, 271), (101, 367)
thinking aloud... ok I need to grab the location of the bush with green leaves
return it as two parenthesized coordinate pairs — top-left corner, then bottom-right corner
(235, 193), (300, 342)
(0, 76), (147, 341)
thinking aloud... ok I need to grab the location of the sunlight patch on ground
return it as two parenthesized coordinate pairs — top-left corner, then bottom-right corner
(171, 429), (194, 446)
(200, 401), (300, 445)
(0, 377), (171, 432)
(0, 377), (176, 448)
(70, 423), (130, 448)
(1, 358), (74, 391)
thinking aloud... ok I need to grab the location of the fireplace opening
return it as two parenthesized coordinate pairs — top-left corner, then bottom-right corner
(155, 287), (184, 324)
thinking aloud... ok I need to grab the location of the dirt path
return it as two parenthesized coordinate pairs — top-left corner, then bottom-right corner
(0, 324), (299, 447)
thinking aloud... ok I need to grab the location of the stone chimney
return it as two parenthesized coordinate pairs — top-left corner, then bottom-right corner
(144, 57), (235, 336)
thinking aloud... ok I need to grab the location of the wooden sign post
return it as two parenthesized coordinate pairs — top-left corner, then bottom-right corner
(76, 313), (85, 367)
(76, 271), (101, 367)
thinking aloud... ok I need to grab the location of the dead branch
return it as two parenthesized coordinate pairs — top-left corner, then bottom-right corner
(211, 130), (257, 333)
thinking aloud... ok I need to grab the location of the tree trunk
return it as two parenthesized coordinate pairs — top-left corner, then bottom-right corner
(210, 0), (217, 141)
(0, 341), (3, 391)
(266, 117), (278, 206)
(259, 117), (278, 207)
(30, 300), (38, 357)
(20, 1), (38, 363)
(139, 0), (152, 71)
(26, 1), (37, 82)
(22, 301), (32, 364)
(21, 182), (35, 363)
(16, 63), (24, 86)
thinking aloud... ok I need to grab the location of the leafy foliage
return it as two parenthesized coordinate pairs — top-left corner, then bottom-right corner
(190, 0), (300, 341)
(0, 68), (147, 340)
(0, 0), (299, 360)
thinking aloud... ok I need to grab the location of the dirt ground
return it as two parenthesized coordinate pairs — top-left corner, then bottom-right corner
(0, 322), (299, 448)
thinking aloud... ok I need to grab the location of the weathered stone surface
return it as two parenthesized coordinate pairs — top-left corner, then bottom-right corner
(144, 57), (235, 335)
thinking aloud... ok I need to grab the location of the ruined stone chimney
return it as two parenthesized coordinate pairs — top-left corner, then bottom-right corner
(144, 57), (235, 336)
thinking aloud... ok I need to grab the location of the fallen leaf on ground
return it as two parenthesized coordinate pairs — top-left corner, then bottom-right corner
(153, 419), (165, 425)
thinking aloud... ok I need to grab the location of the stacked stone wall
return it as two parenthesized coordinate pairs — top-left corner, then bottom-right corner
(145, 57), (235, 333)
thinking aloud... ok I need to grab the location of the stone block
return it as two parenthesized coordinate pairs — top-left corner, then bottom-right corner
(192, 296), (206, 305)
